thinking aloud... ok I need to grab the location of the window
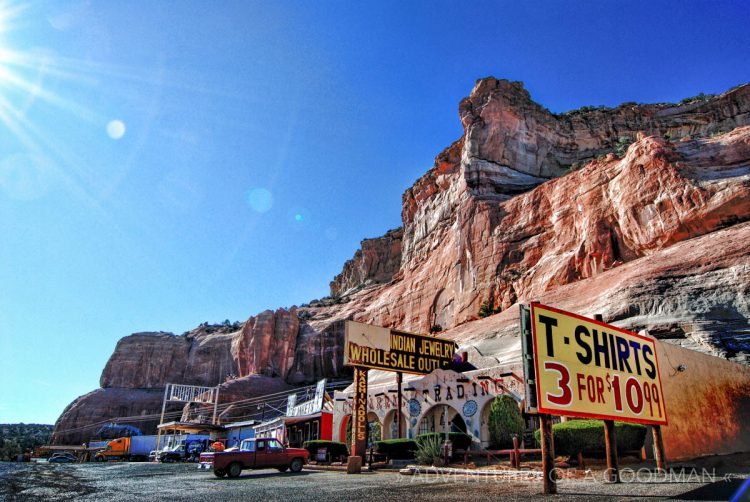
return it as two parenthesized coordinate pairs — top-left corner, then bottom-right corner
(239, 440), (256, 452)
(256, 440), (266, 452)
(267, 439), (282, 451)
(419, 414), (434, 435)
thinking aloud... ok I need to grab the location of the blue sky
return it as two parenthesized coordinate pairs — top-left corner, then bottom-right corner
(0, 1), (748, 424)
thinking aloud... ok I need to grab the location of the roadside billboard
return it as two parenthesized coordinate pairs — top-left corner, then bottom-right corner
(344, 321), (456, 375)
(527, 304), (667, 425)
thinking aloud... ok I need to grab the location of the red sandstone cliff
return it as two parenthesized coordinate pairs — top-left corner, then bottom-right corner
(52, 79), (750, 444)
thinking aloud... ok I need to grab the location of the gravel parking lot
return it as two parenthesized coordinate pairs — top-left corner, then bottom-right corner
(1, 459), (748, 501)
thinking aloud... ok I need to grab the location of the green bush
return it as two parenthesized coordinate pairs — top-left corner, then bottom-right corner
(614, 136), (634, 158)
(415, 434), (442, 465)
(302, 440), (349, 461)
(373, 438), (418, 459)
(533, 419), (647, 456)
(487, 395), (525, 449)
(478, 298), (499, 318)
(416, 432), (472, 451)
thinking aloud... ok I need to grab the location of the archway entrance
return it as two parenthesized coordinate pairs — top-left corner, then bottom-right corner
(382, 409), (408, 439)
(345, 412), (382, 447)
(418, 404), (465, 436)
(339, 415), (350, 446)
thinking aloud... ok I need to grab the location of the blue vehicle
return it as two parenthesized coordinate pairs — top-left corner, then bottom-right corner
(158, 435), (211, 463)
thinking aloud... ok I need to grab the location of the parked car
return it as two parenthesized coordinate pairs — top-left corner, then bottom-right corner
(159, 444), (188, 463)
(199, 438), (308, 478)
(159, 438), (209, 463)
(48, 453), (77, 463)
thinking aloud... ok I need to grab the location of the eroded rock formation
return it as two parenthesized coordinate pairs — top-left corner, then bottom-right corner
(53, 78), (750, 444)
(330, 228), (403, 297)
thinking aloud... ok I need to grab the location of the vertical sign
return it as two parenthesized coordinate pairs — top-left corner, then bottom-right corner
(351, 367), (368, 458)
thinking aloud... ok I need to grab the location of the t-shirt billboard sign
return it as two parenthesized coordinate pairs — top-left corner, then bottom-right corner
(529, 304), (668, 425)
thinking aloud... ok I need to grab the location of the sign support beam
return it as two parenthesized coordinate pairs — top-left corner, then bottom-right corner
(396, 372), (403, 438)
(540, 413), (557, 494)
(604, 419), (620, 483)
(652, 425), (667, 471)
(348, 366), (368, 474)
(593, 314), (620, 484)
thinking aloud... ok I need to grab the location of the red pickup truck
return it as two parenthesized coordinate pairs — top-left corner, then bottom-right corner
(199, 438), (308, 478)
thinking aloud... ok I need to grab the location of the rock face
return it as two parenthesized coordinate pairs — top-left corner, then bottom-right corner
(330, 228), (403, 297)
(233, 308), (299, 379)
(337, 81), (750, 336)
(54, 78), (750, 445)
(53, 388), (166, 444)
(286, 320), (348, 384)
(100, 330), (239, 388)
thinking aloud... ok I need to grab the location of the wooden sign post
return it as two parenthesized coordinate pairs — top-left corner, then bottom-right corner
(348, 366), (368, 474)
(396, 372), (403, 438)
(652, 424), (667, 470)
(594, 314), (620, 484)
(540, 414), (557, 494)
(603, 419), (620, 482)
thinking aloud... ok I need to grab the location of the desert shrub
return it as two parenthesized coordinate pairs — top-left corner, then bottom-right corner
(478, 298), (498, 318)
(373, 438), (417, 459)
(414, 434), (442, 465)
(487, 395), (525, 449)
(297, 310), (314, 321)
(416, 432), (472, 451)
(679, 92), (715, 105)
(302, 440), (349, 461)
(614, 136), (634, 158)
(533, 419), (647, 456)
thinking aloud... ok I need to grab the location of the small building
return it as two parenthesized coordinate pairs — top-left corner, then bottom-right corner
(284, 411), (333, 447)
(281, 379), (335, 447)
(333, 366), (527, 448)
(156, 421), (227, 451)
(224, 420), (258, 448)
(253, 417), (285, 443)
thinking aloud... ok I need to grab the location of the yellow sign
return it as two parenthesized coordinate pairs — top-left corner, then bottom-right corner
(530, 304), (668, 425)
(344, 321), (456, 375)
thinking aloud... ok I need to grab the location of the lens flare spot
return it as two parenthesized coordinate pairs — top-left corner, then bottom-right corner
(106, 119), (126, 139)
(246, 187), (273, 213)
(294, 213), (303, 221)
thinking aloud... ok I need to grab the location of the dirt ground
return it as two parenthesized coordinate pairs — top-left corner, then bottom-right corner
(1, 453), (749, 501)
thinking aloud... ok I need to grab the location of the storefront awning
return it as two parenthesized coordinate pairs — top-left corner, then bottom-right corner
(157, 421), (226, 433)
(283, 412), (324, 426)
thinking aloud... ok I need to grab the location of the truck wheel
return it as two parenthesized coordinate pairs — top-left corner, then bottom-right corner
(276, 466), (288, 472)
(214, 469), (227, 478)
(290, 458), (303, 473)
(227, 462), (242, 478)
